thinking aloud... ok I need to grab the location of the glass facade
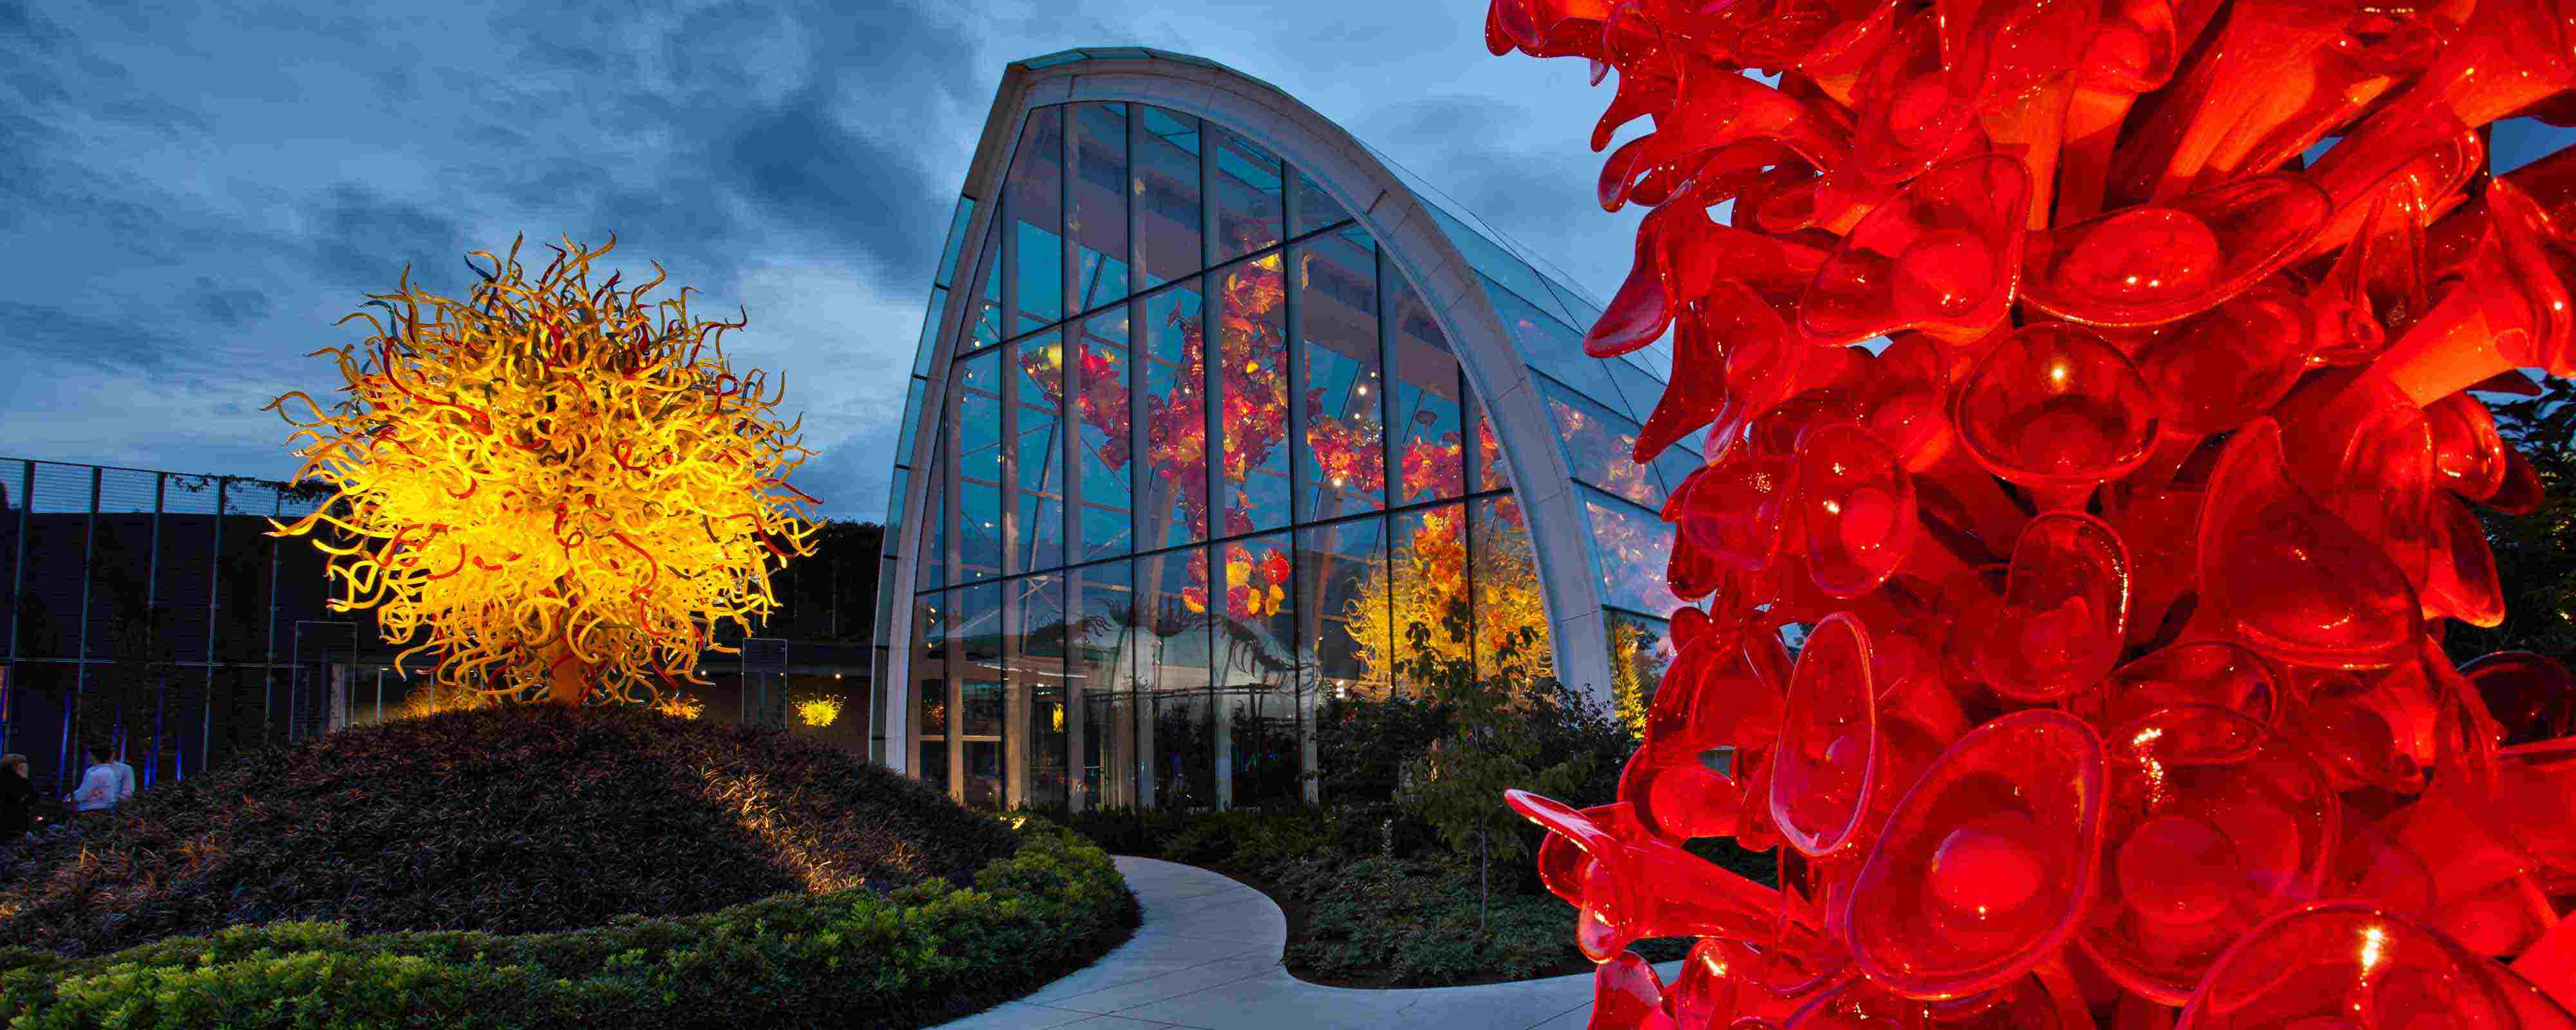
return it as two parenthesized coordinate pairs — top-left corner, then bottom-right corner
(885, 51), (1701, 809)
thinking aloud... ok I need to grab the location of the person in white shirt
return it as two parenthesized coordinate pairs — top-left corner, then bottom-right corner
(63, 745), (135, 814)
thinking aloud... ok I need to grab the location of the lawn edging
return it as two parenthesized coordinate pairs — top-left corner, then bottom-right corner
(0, 816), (1136, 1029)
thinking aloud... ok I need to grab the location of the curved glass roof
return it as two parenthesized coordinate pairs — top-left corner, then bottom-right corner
(879, 48), (1698, 684)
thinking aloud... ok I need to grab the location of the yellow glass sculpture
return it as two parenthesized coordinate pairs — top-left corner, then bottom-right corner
(267, 235), (820, 707)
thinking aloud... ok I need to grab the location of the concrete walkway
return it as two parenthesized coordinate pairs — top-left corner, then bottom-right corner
(931, 856), (1663, 1030)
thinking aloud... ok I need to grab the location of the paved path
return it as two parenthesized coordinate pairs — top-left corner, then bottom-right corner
(931, 856), (1665, 1030)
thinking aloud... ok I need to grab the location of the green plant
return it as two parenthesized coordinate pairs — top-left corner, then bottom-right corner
(1395, 618), (1600, 929)
(2462, 378), (2576, 660)
(0, 818), (1134, 1029)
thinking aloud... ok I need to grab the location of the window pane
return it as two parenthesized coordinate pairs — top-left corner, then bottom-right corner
(1136, 107), (1201, 288)
(1075, 563), (1139, 807)
(936, 196), (976, 288)
(1216, 530), (1298, 808)
(1015, 574), (1070, 810)
(912, 591), (949, 741)
(1295, 234), (1384, 520)
(1296, 516), (1390, 702)
(1582, 489), (1682, 615)
(1473, 398), (1508, 492)
(963, 740), (1004, 809)
(913, 286), (947, 377)
(1142, 280), (1207, 546)
(1211, 126), (1282, 262)
(1472, 496), (1553, 686)
(1217, 256), (1291, 535)
(1012, 331), (1066, 572)
(1390, 280), (1464, 505)
(1009, 106), (1065, 333)
(969, 221), (1003, 351)
(1605, 610), (1676, 739)
(1545, 379), (1663, 508)
(1389, 503), (1472, 695)
(956, 581), (1007, 807)
(1491, 276), (1624, 413)
(1291, 170), (1351, 238)
(916, 451), (945, 591)
(1142, 545), (1214, 809)
(955, 353), (1004, 581)
(1075, 312), (1133, 560)
(1071, 102), (1130, 314)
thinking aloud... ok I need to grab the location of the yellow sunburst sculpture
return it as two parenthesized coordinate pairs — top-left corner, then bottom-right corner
(266, 234), (820, 707)
(794, 695), (842, 729)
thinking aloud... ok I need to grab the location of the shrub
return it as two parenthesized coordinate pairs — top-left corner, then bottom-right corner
(0, 818), (1135, 1029)
(0, 706), (1016, 958)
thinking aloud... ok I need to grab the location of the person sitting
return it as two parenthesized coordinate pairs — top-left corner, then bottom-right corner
(62, 745), (135, 815)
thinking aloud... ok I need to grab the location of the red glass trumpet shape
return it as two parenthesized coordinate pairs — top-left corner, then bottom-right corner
(1953, 323), (2160, 501)
(1772, 612), (1881, 859)
(1846, 709), (2108, 1000)
(2079, 705), (2340, 1004)
(2020, 175), (2332, 328)
(1800, 154), (2029, 346)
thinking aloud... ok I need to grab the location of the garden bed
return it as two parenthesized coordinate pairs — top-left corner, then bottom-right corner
(0, 707), (1137, 1027)
(1061, 803), (1774, 989)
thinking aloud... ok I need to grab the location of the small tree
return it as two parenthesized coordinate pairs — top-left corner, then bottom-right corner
(1395, 613), (1598, 929)
(267, 235), (820, 708)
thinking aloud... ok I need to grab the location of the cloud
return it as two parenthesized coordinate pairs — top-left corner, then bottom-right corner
(192, 277), (275, 326)
(0, 0), (1666, 527)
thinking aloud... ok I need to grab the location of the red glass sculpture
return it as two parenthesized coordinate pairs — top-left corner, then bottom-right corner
(1486, 0), (2576, 1021)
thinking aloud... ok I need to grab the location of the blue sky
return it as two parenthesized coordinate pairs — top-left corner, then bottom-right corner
(0, 0), (1640, 521)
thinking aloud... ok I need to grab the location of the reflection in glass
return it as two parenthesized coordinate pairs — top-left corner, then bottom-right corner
(1144, 545), (1214, 809)
(1474, 400), (1508, 492)
(1218, 257), (1291, 536)
(1075, 563), (1138, 807)
(1071, 102), (1130, 312)
(1216, 530), (1298, 807)
(918, 741), (951, 793)
(912, 592), (949, 790)
(969, 221), (1003, 351)
(1298, 516), (1390, 702)
(1136, 107), (1201, 288)
(1296, 234), (1385, 520)
(1390, 280), (1464, 505)
(1212, 126), (1283, 262)
(963, 738), (1003, 809)
(1493, 278), (1625, 417)
(1013, 332), (1066, 572)
(1143, 281), (1208, 546)
(1605, 610), (1676, 739)
(957, 582), (1005, 807)
(1291, 169), (1352, 238)
(955, 353), (1004, 581)
(1376, 503), (1474, 696)
(918, 453), (945, 590)
(1074, 312), (1133, 559)
(1546, 381), (1662, 507)
(1010, 107), (1065, 333)
(1016, 574), (1070, 811)
(1472, 496), (1553, 686)
(1582, 489), (1681, 615)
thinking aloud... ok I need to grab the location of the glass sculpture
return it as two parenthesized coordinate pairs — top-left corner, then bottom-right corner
(1488, 0), (2576, 1022)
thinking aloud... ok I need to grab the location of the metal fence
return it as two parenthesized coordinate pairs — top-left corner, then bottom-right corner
(0, 457), (886, 797)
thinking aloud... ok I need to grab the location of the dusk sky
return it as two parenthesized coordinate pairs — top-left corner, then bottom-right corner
(0, 0), (1644, 522)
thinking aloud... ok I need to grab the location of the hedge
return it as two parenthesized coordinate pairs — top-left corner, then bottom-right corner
(0, 817), (1135, 1029)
